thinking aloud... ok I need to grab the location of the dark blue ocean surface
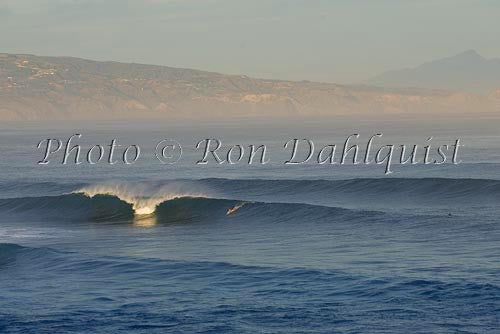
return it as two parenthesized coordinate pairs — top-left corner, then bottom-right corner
(0, 177), (499, 333)
(1, 242), (499, 334)
(1, 124), (500, 333)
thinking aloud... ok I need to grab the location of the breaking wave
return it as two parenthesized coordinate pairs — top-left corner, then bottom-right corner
(0, 177), (498, 225)
(75, 183), (208, 215)
(0, 189), (381, 226)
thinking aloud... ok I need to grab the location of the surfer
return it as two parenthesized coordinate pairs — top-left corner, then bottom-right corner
(227, 203), (245, 216)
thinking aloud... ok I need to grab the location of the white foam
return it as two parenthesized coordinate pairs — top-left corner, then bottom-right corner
(74, 182), (208, 215)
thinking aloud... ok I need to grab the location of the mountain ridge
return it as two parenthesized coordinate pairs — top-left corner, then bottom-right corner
(1, 52), (499, 120)
(367, 50), (500, 93)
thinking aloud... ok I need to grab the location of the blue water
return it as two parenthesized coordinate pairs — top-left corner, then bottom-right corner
(1, 121), (499, 333)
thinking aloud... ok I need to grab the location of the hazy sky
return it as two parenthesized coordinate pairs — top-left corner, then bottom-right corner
(1, 0), (499, 83)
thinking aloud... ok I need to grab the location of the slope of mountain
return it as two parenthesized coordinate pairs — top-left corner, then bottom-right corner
(0, 53), (499, 120)
(367, 50), (500, 93)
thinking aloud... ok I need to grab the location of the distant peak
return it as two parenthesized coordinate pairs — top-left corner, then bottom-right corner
(454, 49), (482, 60)
(367, 49), (500, 93)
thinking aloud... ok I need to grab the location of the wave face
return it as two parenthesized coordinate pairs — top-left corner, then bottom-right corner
(0, 177), (499, 224)
(0, 194), (246, 224)
(0, 191), (380, 226)
(200, 177), (500, 207)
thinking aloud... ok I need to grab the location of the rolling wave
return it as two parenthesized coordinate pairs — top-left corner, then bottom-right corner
(2, 242), (499, 304)
(0, 190), (382, 226)
(200, 177), (500, 206)
(0, 193), (233, 222)
(2, 241), (499, 334)
(0, 177), (497, 225)
(2, 177), (499, 207)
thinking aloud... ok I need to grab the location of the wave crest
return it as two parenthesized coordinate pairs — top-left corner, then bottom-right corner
(75, 183), (208, 215)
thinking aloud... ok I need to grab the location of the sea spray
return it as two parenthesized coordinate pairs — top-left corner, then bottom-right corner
(75, 182), (208, 215)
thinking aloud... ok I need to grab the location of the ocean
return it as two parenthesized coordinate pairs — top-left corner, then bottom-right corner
(0, 118), (499, 333)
